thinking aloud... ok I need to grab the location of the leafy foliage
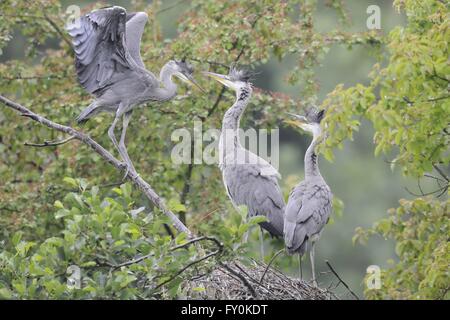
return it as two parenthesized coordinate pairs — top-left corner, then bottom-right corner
(321, 0), (449, 177)
(322, 0), (449, 299)
(354, 196), (449, 299)
(0, 179), (262, 299)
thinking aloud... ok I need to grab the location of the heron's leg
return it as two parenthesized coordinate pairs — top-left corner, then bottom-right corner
(118, 111), (136, 176)
(108, 113), (129, 174)
(108, 115), (121, 154)
(298, 254), (303, 280)
(259, 228), (265, 261)
(310, 242), (317, 286)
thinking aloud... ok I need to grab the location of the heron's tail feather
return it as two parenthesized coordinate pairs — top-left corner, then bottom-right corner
(260, 220), (283, 238)
(284, 221), (308, 255)
(76, 102), (98, 124)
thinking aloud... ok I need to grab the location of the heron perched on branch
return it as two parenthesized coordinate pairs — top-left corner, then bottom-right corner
(284, 108), (332, 286)
(66, 6), (203, 174)
(203, 68), (285, 257)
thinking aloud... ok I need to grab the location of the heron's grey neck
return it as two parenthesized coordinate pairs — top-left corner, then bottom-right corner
(155, 64), (178, 101)
(220, 85), (252, 154)
(304, 133), (321, 179)
(222, 85), (252, 130)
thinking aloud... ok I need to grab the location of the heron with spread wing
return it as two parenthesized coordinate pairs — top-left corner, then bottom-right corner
(203, 68), (285, 258)
(284, 108), (333, 286)
(66, 6), (203, 174)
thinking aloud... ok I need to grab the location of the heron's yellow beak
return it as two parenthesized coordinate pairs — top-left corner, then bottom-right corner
(202, 71), (236, 90)
(176, 72), (206, 93)
(284, 113), (308, 129)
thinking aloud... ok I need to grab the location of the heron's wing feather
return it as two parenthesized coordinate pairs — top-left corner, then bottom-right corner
(284, 181), (332, 253)
(125, 12), (153, 73)
(295, 184), (332, 225)
(244, 151), (281, 179)
(284, 183), (305, 250)
(67, 6), (139, 95)
(224, 162), (285, 236)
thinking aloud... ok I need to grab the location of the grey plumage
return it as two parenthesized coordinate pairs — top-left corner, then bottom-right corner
(222, 151), (285, 237)
(284, 178), (332, 255)
(284, 108), (332, 285)
(204, 68), (285, 238)
(66, 6), (202, 173)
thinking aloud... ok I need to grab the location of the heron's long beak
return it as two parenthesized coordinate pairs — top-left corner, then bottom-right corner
(284, 113), (309, 130)
(202, 71), (237, 90)
(176, 72), (206, 93)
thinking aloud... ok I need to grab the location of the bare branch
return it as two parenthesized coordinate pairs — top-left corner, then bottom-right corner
(433, 164), (449, 182)
(0, 94), (192, 236)
(43, 13), (72, 47)
(190, 58), (229, 68)
(24, 135), (76, 147)
(153, 237), (223, 291)
(260, 249), (284, 283)
(404, 184), (448, 198)
(0, 75), (64, 81)
(156, 0), (190, 14)
(325, 260), (360, 300)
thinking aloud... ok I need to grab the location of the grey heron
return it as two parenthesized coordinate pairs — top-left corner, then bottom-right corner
(66, 6), (203, 174)
(284, 109), (333, 286)
(204, 68), (285, 258)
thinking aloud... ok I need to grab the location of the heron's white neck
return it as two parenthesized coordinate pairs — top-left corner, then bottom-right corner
(156, 63), (178, 101)
(304, 128), (322, 179)
(219, 85), (252, 157)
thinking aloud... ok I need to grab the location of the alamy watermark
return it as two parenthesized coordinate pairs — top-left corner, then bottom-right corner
(366, 5), (381, 30)
(66, 265), (81, 290)
(170, 118), (280, 170)
(366, 265), (381, 290)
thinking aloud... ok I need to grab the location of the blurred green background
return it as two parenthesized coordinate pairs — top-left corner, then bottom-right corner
(2, 0), (435, 297)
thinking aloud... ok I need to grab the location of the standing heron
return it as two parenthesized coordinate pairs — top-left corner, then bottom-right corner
(204, 68), (285, 257)
(284, 108), (332, 286)
(66, 6), (203, 174)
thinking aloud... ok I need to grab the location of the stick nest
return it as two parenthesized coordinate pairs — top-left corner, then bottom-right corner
(183, 259), (336, 300)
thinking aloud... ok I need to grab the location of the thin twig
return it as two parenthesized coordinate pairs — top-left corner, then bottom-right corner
(0, 75), (64, 81)
(325, 260), (360, 300)
(190, 58), (229, 68)
(98, 236), (222, 270)
(154, 247), (222, 291)
(404, 185), (448, 197)
(156, 0), (190, 14)
(433, 164), (449, 182)
(424, 174), (446, 183)
(260, 249), (284, 283)
(171, 236), (223, 252)
(24, 135), (76, 147)
(43, 13), (72, 47)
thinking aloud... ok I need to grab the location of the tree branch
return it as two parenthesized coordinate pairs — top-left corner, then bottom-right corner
(152, 237), (223, 291)
(24, 135), (75, 147)
(433, 164), (449, 182)
(0, 94), (192, 236)
(325, 260), (359, 300)
(43, 12), (72, 47)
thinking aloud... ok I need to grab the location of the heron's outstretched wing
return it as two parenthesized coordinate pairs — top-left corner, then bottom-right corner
(67, 6), (155, 95)
(284, 181), (332, 254)
(223, 155), (285, 237)
(125, 12), (152, 70)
